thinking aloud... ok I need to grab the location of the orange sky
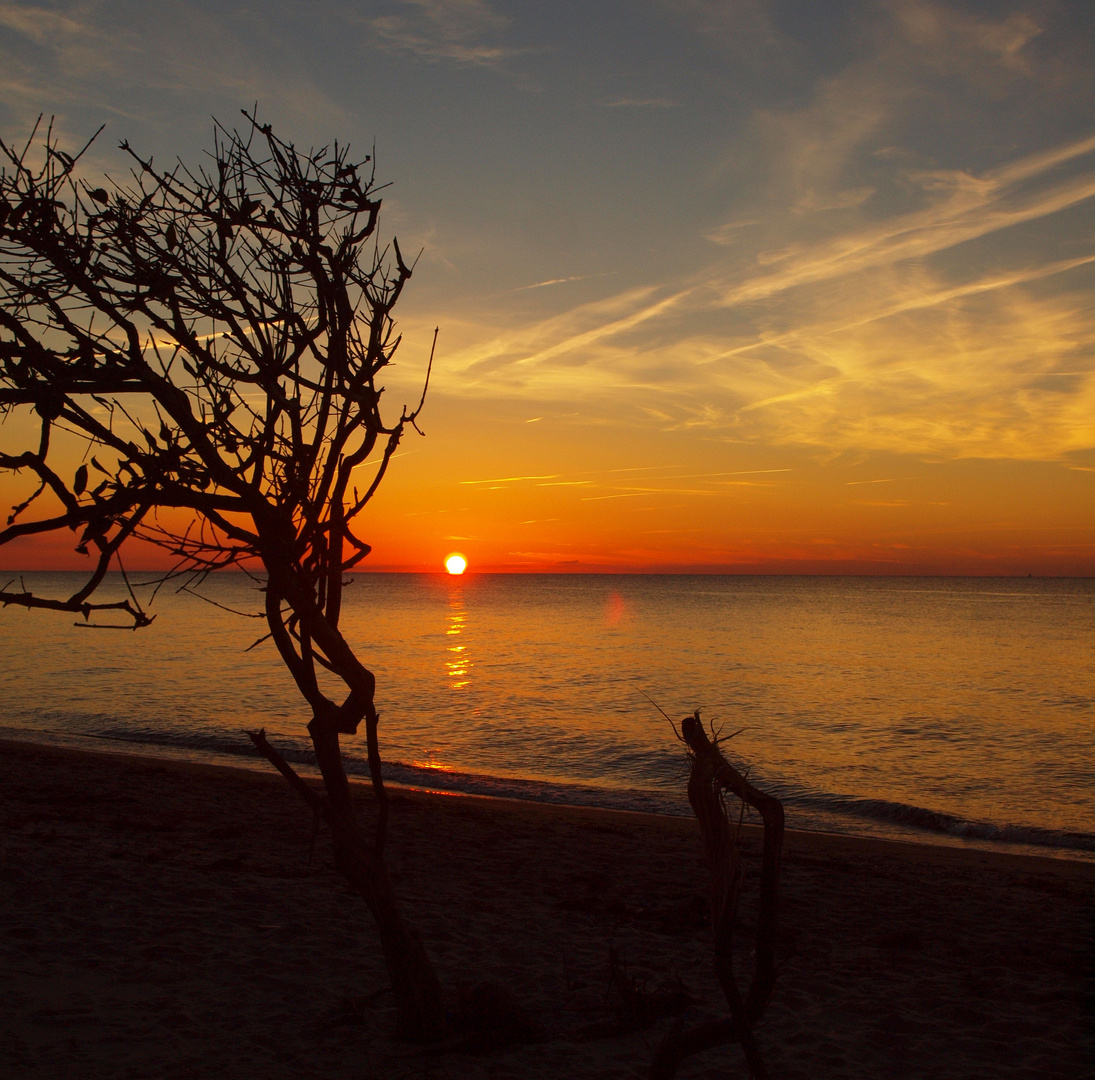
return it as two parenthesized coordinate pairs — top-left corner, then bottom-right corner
(349, 401), (1095, 574)
(2, 1), (1093, 576)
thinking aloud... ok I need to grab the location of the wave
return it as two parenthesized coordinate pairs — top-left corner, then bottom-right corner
(773, 786), (1095, 853)
(9, 721), (1095, 857)
(30, 723), (682, 817)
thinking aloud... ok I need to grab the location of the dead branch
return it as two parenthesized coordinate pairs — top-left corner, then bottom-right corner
(651, 711), (785, 1080)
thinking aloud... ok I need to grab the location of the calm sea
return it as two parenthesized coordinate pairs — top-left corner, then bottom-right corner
(2, 572), (1093, 862)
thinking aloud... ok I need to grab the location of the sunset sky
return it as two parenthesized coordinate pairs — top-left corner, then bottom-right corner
(1, 0), (1093, 574)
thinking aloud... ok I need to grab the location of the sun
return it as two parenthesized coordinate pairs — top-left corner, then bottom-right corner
(444, 553), (467, 575)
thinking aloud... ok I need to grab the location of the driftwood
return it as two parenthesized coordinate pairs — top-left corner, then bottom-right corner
(651, 711), (785, 1080)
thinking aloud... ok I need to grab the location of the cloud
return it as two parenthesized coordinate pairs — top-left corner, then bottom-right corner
(601, 97), (677, 109)
(426, 107), (1095, 465)
(362, 0), (516, 67)
(0, 1), (119, 124)
(713, 133), (1095, 307)
(704, 218), (761, 245)
(0, 2), (92, 43)
(751, 69), (894, 213)
(4, 0), (1089, 476)
(891, 0), (1043, 75)
(721, 276), (1095, 460)
(698, 0), (1056, 224)
(437, 283), (692, 386)
(516, 275), (598, 291)
(0, 2), (350, 141)
(459, 473), (558, 485)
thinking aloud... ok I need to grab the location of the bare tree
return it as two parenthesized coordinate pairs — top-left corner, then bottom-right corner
(0, 112), (444, 1039)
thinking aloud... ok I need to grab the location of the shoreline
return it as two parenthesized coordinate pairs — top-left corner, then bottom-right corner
(4, 730), (1093, 871)
(3, 737), (1093, 1078)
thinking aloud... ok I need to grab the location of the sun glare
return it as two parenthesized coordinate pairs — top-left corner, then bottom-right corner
(445, 553), (468, 575)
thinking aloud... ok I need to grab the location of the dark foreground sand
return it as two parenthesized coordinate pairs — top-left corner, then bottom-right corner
(1, 739), (1092, 1079)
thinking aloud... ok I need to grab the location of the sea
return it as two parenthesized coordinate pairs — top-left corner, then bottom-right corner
(1, 572), (1093, 863)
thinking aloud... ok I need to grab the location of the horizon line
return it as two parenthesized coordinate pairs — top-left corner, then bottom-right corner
(3, 566), (1091, 579)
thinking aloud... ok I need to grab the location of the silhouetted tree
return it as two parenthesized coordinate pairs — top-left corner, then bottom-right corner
(0, 112), (444, 1039)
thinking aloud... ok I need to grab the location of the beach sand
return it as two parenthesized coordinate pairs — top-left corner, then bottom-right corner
(1, 739), (1092, 1079)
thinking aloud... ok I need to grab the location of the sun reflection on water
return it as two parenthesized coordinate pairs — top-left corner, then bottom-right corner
(445, 586), (471, 690)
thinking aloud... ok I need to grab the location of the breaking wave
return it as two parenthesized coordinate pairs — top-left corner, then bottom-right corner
(13, 721), (1095, 859)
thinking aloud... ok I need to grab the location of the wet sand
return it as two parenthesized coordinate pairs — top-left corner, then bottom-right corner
(1, 738), (1092, 1078)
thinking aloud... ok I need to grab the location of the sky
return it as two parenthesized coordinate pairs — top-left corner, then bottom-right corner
(1, 0), (1093, 574)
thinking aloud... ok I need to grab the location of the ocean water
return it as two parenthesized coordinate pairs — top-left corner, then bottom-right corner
(1, 572), (1093, 862)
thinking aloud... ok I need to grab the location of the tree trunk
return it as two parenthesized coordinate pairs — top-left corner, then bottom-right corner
(254, 560), (447, 1041)
(250, 728), (446, 1041)
(327, 819), (445, 1042)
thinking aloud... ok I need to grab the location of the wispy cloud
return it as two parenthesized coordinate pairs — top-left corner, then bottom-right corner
(428, 116), (1095, 463)
(362, 0), (516, 67)
(0, 2), (350, 140)
(437, 283), (693, 386)
(892, 0), (1043, 75)
(0, 2), (91, 43)
(601, 97), (677, 109)
(713, 133), (1095, 307)
(516, 275), (596, 291)
(0, 1), (118, 126)
(420, 0), (1094, 462)
(459, 473), (558, 485)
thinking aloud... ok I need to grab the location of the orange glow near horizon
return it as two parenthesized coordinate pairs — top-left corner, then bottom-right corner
(2, 454), (1092, 577)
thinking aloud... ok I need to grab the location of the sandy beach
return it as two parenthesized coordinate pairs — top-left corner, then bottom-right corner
(1, 738), (1092, 1079)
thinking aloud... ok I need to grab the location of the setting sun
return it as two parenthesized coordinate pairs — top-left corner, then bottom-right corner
(444, 553), (467, 575)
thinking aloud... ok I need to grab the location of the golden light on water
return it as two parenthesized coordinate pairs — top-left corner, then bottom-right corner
(445, 553), (468, 575)
(446, 592), (470, 690)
